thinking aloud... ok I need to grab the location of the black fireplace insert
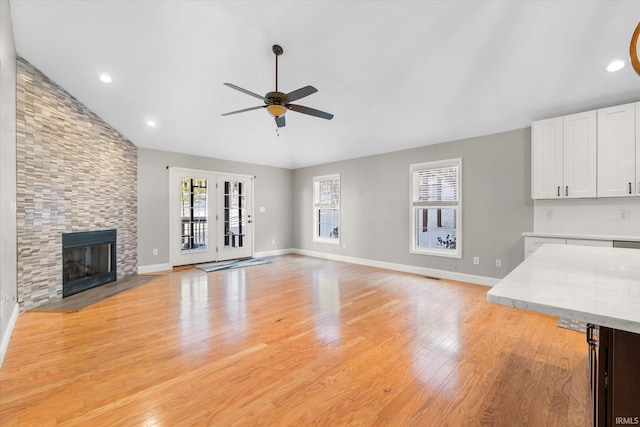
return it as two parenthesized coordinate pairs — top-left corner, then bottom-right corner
(62, 230), (117, 297)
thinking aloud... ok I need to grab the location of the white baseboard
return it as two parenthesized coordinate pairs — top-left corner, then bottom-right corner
(136, 250), (500, 287)
(137, 263), (172, 274)
(291, 249), (499, 287)
(1, 302), (19, 369)
(253, 248), (297, 258)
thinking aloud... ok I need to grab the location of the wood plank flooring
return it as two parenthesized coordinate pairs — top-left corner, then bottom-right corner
(0, 255), (590, 426)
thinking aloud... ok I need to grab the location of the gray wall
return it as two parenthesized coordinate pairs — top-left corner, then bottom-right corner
(293, 128), (533, 279)
(137, 148), (293, 267)
(0, 0), (18, 364)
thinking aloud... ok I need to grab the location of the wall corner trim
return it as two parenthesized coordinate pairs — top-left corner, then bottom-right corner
(0, 302), (19, 369)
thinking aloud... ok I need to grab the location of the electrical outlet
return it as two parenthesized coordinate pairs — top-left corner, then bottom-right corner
(496, 259), (502, 267)
(473, 256), (479, 265)
(545, 210), (553, 219)
(342, 242), (347, 248)
(272, 238), (276, 245)
(152, 248), (158, 256)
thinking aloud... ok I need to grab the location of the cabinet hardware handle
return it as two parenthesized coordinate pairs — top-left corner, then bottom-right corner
(586, 324), (595, 345)
(557, 186), (560, 197)
(630, 182), (633, 194)
(565, 186), (568, 197)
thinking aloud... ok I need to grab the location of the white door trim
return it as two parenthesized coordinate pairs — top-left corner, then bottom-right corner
(168, 167), (255, 267)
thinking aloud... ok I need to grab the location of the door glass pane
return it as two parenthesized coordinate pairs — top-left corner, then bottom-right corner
(416, 208), (456, 249)
(224, 180), (246, 248)
(181, 178), (208, 252)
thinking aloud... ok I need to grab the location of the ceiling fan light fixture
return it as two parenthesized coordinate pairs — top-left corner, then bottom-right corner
(266, 104), (287, 117)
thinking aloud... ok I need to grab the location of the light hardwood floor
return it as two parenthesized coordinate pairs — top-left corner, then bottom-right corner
(0, 255), (590, 426)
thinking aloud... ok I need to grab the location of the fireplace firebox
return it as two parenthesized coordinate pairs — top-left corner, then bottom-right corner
(62, 230), (117, 297)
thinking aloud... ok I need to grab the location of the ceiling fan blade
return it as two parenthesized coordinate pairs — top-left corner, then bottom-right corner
(275, 115), (286, 128)
(221, 105), (265, 116)
(224, 83), (268, 102)
(286, 104), (334, 120)
(285, 85), (318, 102)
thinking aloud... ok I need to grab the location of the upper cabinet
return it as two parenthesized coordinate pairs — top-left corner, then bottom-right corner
(532, 111), (596, 199)
(597, 103), (637, 198)
(532, 117), (563, 199)
(532, 101), (639, 199)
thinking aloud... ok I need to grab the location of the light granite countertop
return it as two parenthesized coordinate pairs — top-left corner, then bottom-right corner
(522, 231), (640, 242)
(487, 244), (640, 334)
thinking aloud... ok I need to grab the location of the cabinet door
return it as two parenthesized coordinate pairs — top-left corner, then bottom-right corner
(532, 117), (563, 199)
(563, 111), (597, 198)
(524, 237), (566, 258)
(597, 103), (636, 197)
(565, 239), (612, 247)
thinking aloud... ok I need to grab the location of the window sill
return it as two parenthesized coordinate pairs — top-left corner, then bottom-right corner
(410, 248), (461, 259)
(314, 238), (341, 245)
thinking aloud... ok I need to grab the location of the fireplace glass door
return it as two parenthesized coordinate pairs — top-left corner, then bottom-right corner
(62, 229), (117, 297)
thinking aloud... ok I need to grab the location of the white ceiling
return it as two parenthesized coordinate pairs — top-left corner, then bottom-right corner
(9, 1), (640, 169)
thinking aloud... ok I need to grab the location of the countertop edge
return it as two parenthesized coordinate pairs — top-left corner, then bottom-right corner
(522, 231), (640, 242)
(487, 292), (640, 334)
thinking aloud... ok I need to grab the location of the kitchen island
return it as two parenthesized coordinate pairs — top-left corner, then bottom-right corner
(487, 244), (640, 427)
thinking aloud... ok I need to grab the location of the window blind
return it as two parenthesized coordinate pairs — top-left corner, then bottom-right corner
(314, 176), (340, 207)
(412, 164), (458, 203)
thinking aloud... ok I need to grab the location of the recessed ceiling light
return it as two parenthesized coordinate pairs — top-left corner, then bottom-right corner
(146, 120), (157, 127)
(99, 74), (112, 83)
(607, 60), (625, 72)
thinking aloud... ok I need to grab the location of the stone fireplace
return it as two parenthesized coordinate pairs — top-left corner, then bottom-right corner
(16, 58), (138, 310)
(62, 230), (117, 297)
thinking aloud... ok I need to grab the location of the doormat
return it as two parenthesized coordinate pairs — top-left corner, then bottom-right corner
(196, 258), (271, 273)
(30, 275), (160, 312)
(557, 318), (587, 333)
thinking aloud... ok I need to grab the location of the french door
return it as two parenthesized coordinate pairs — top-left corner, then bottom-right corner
(169, 168), (253, 267)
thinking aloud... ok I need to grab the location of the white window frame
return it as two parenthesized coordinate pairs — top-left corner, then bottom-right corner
(313, 174), (340, 244)
(410, 158), (462, 258)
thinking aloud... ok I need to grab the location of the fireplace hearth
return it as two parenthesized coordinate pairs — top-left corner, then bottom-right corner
(62, 230), (117, 298)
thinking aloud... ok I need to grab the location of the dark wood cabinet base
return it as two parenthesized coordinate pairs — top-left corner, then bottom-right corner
(588, 324), (640, 426)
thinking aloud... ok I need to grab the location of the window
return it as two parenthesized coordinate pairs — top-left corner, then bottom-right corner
(313, 174), (340, 244)
(410, 158), (461, 258)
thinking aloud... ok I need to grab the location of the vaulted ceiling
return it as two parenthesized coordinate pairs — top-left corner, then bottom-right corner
(9, 1), (640, 169)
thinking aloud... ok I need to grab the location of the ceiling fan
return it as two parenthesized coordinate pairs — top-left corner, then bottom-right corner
(222, 44), (333, 128)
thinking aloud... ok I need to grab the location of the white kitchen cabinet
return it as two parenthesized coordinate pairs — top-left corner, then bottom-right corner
(531, 111), (596, 199)
(597, 103), (637, 197)
(563, 111), (597, 198)
(565, 239), (613, 247)
(524, 236), (565, 258)
(532, 117), (563, 199)
(524, 236), (612, 258)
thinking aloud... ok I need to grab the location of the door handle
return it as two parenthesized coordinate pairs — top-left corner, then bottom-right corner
(557, 186), (560, 197)
(565, 186), (568, 197)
